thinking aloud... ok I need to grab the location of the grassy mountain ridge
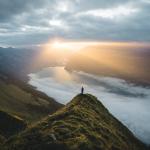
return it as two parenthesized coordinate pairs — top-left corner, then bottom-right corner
(2, 94), (147, 150)
(0, 78), (63, 123)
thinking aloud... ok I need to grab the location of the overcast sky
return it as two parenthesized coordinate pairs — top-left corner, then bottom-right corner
(0, 0), (150, 46)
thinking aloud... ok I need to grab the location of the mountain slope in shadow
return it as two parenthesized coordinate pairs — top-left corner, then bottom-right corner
(0, 78), (63, 123)
(0, 110), (27, 138)
(2, 94), (147, 150)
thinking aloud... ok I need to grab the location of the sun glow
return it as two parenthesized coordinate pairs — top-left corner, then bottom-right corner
(51, 40), (77, 51)
(52, 40), (62, 49)
(50, 40), (122, 52)
(43, 39), (149, 54)
(33, 40), (150, 75)
(50, 40), (88, 52)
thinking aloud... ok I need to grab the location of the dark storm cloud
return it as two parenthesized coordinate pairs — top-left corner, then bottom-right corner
(0, 0), (49, 22)
(0, 0), (150, 46)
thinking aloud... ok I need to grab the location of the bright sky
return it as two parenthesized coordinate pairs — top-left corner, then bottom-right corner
(44, 39), (150, 53)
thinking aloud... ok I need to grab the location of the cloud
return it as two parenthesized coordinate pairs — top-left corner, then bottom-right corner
(76, 5), (139, 19)
(0, 0), (150, 46)
(0, 0), (48, 22)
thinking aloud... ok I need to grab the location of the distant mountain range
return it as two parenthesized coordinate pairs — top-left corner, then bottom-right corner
(66, 47), (150, 86)
(0, 47), (150, 85)
(1, 94), (148, 150)
(0, 47), (61, 81)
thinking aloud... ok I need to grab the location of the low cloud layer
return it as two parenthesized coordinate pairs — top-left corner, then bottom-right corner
(0, 0), (150, 46)
(28, 67), (150, 145)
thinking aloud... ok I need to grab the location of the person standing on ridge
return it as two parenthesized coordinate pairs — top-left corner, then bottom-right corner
(81, 86), (84, 94)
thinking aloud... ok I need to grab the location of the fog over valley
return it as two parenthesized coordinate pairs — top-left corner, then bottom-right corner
(28, 66), (150, 145)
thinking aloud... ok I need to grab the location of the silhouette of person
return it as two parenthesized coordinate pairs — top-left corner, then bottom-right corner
(81, 86), (84, 94)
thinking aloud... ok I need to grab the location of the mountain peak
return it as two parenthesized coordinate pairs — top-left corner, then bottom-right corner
(66, 94), (106, 110)
(3, 94), (147, 150)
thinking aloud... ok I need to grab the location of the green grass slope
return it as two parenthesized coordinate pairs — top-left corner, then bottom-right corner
(0, 78), (63, 123)
(0, 110), (27, 138)
(2, 94), (147, 150)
